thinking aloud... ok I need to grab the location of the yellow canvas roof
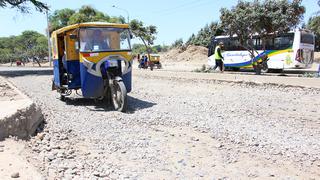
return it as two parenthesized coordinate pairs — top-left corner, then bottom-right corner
(53, 22), (129, 35)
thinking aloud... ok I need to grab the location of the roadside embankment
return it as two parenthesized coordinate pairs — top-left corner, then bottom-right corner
(0, 76), (43, 140)
(133, 70), (320, 89)
(0, 76), (44, 179)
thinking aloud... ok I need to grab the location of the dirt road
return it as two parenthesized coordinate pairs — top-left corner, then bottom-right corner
(7, 70), (320, 179)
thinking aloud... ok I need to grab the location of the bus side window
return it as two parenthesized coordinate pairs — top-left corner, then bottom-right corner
(208, 46), (214, 57)
(265, 38), (274, 50)
(254, 38), (262, 50)
(274, 36), (293, 50)
(212, 40), (218, 54)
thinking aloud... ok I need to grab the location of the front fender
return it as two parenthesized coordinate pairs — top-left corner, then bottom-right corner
(114, 76), (123, 82)
(109, 76), (123, 85)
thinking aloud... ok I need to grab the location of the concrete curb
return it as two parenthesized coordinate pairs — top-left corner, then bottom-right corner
(0, 77), (43, 140)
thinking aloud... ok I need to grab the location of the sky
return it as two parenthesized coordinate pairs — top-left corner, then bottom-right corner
(0, 0), (319, 45)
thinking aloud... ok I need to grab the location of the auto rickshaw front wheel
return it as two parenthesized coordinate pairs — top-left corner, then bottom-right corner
(60, 95), (66, 101)
(110, 80), (127, 112)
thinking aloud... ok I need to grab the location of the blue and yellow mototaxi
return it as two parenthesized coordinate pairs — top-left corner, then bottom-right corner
(51, 22), (133, 112)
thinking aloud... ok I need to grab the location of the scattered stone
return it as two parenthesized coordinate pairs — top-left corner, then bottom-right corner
(47, 154), (56, 161)
(11, 172), (20, 178)
(269, 173), (275, 177)
(248, 172), (258, 178)
(215, 143), (223, 148)
(57, 153), (65, 158)
(191, 137), (200, 141)
(93, 171), (100, 177)
(197, 171), (205, 177)
(37, 133), (45, 140)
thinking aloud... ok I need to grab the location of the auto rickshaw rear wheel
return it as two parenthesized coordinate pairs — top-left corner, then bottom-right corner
(149, 64), (154, 71)
(110, 81), (127, 112)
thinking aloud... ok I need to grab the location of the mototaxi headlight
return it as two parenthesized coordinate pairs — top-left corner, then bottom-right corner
(108, 60), (118, 67)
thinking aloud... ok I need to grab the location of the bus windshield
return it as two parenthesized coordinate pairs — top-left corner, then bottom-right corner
(301, 32), (314, 44)
(80, 27), (131, 52)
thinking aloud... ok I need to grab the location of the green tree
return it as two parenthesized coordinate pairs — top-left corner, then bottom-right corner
(32, 36), (48, 65)
(0, 48), (12, 64)
(49, 5), (125, 33)
(307, 16), (320, 51)
(0, 0), (48, 12)
(132, 44), (167, 55)
(0, 31), (47, 66)
(68, 5), (110, 24)
(130, 19), (157, 58)
(49, 8), (76, 32)
(171, 38), (184, 48)
(15, 30), (47, 66)
(307, 1), (320, 51)
(0, 36), (20, 65)
(186, 34), (196, 45)
(186, 22), (223, 47)
(220, 0), (305, 70)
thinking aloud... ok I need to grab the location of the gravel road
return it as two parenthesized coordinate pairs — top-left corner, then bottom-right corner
(8, 71), (320, 179)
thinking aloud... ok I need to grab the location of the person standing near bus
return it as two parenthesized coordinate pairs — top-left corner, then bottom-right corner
(213, 42), (225, 72)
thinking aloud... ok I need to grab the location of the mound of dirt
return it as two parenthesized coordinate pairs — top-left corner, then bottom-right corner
(161, 45), (208, 64)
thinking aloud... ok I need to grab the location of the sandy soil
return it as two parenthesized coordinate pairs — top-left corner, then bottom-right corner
(0, 77), (22, 101)
(0, 78), (42, 179)
(0, 139), (42, 179)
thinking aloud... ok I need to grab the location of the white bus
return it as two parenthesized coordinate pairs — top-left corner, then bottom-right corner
(208, 29), (315, 72)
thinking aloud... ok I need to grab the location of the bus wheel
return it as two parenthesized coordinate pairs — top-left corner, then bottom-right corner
(253, 66), (261, 75)
(261, 62), (269, 73)
(261, 67), (269, 73)
(111, 80), (127, 112)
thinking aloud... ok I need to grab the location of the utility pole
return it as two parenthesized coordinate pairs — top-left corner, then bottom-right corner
(46, 10), (52, 67)
(112, 5), (130, 24)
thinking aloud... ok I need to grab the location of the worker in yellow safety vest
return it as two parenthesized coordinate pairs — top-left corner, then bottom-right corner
(212, 42), (225, 72)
